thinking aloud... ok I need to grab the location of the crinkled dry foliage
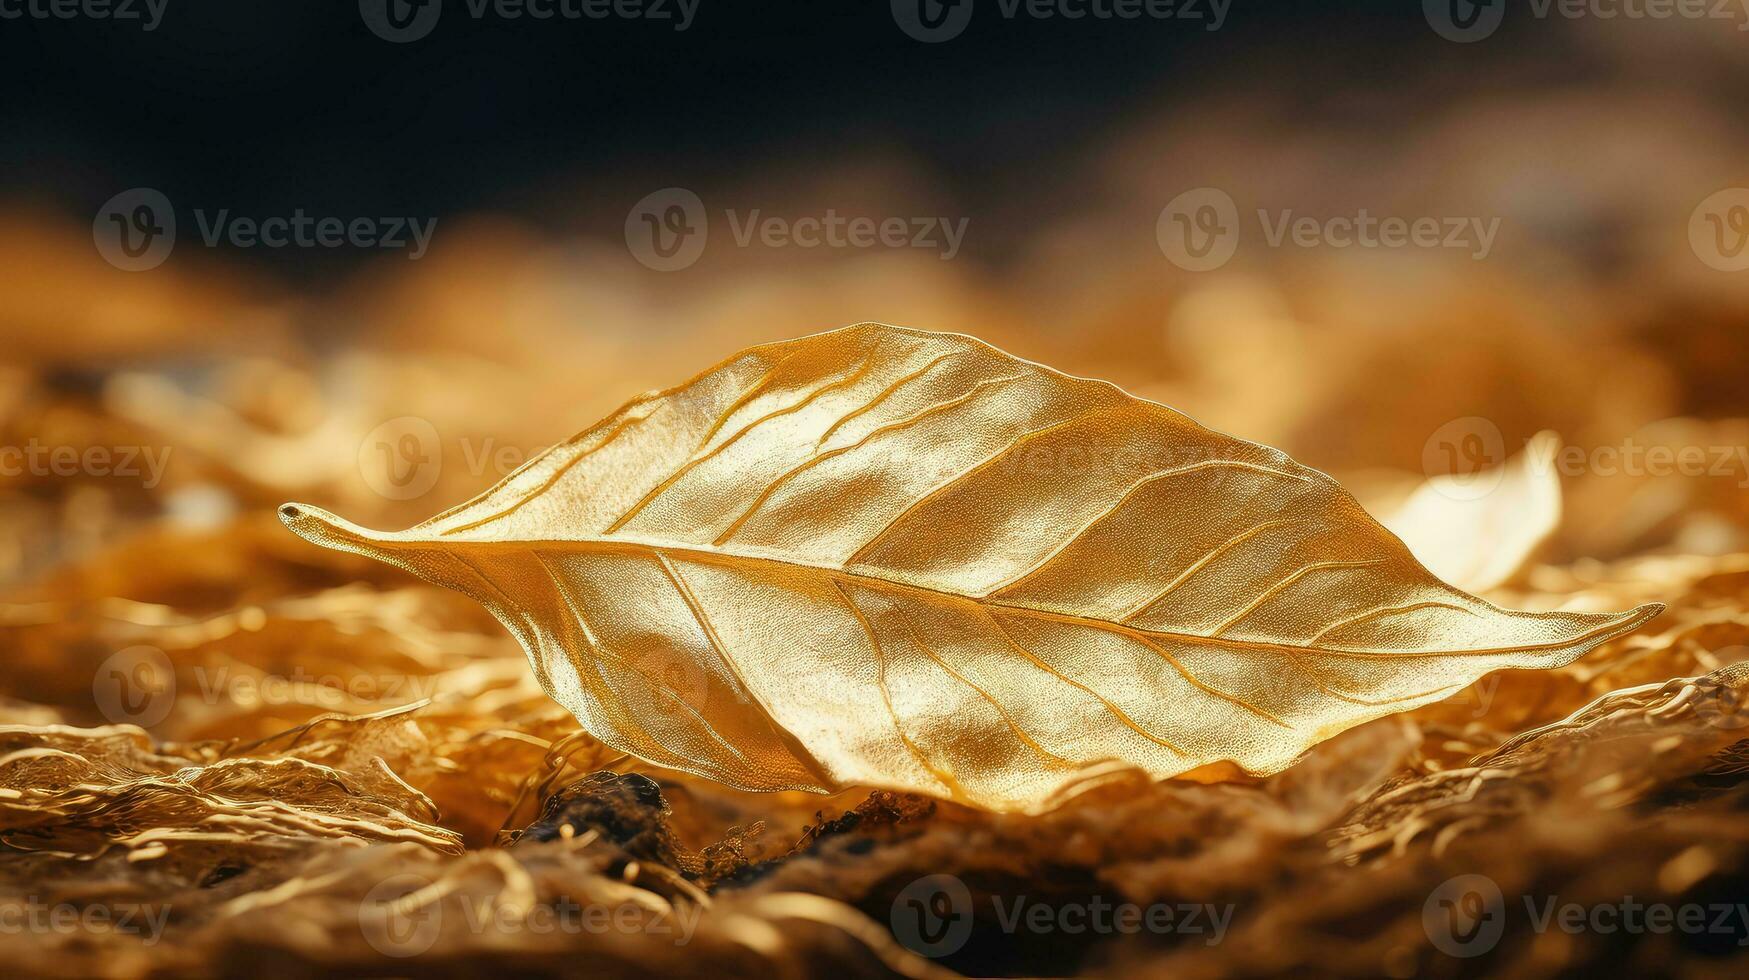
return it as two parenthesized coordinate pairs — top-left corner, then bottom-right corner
(4, 151), (1749, 973)
(3, 344), (1749, 980)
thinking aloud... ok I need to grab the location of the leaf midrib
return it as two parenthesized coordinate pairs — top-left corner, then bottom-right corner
(418, 532), (1648, 661)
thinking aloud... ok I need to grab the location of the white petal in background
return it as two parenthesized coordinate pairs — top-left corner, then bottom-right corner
(1379, 431), (1563, 594)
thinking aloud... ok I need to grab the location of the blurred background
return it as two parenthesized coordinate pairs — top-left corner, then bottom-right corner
(2, 0), (1747, 580)
(4, 7), (1749, 975)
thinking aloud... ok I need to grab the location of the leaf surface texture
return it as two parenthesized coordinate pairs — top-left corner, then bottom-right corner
(281, 324), (1658, 811)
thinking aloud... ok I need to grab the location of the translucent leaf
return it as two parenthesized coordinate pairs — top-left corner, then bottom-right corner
(280, 324), (1659, 812)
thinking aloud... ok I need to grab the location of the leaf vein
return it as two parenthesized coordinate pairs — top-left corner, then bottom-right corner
(712, 372), (1026, 546)
(442, 415), (642, 536)
(829, 579), (962, 798)
(813, 350), (962, 451)
(1120, 519), (1298, 623)
(987, 462), (1310, 598)
(1208, 558), (1386, 637)
(984, 610), (1187, 755)
(848, 410), (1112, 564)
(605, 353), (796, 533)
(1306, 600), (1482, 645)
(534, 551), (751, 766)
(873, 591), (1073, 768)
(435, 535), (1648, 661)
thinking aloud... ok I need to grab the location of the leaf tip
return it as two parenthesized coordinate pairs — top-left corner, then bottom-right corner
(1633, 601), (1667, 623)
(277, 502), (385, 554)
(1604, 600), (1666, 640)
(277, 501), (315, 536)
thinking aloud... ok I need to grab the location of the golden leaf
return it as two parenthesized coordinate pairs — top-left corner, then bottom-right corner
(279, 324), (1660, 812)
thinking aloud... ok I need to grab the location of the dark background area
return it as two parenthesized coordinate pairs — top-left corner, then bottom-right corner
(0, 0), (1644, 280)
